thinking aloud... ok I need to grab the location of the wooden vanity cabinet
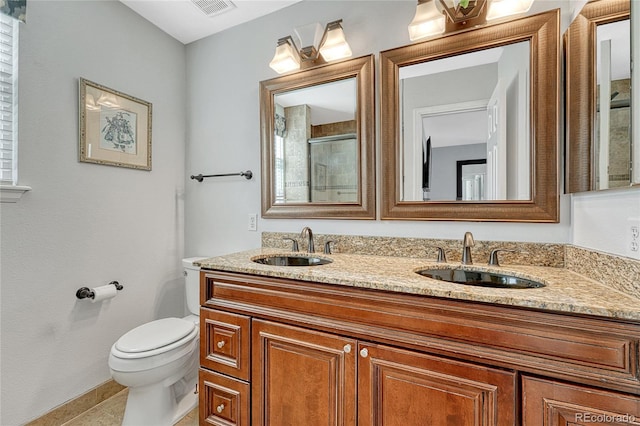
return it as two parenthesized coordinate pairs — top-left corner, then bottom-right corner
(199, 270), (640, 425)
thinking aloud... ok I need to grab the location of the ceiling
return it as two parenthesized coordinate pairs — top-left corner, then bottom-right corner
(119, 0), (303, 44)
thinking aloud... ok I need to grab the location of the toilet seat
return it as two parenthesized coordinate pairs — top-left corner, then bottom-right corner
(116, 317), (195, 354)
(109, 318), (199, 372)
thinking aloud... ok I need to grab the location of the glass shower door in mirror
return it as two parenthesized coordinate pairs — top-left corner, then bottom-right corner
(272, 78), (357, 204)
(595, 18), (631, 190)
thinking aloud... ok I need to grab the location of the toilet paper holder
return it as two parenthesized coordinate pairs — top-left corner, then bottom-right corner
(76, 281), (123, 300)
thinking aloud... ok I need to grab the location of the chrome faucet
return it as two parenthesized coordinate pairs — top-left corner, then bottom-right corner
(300, 226), (315, 253)
(461, 231), (475, 265)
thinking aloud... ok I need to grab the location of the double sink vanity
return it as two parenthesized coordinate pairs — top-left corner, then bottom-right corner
(195, 231), (640, 425)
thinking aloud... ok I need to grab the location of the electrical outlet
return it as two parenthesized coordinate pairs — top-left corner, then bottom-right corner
(630, 219), (640, 254)
(248, 213), (258, 231)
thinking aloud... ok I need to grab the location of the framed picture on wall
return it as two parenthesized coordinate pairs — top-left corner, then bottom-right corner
(78, 78), (152, 170)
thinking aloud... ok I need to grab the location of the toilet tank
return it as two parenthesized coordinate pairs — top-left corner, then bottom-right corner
(183, 257), (207, 316)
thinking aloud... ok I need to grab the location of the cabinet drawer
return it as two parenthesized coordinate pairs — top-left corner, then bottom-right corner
(522, 376), (640, 425)
(199, 369), (249, 426)
(200, 308), (251, 381)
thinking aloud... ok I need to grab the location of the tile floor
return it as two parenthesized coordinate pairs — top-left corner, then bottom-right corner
(60, 389), (198, 426)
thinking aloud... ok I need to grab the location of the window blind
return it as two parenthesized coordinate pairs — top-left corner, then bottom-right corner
(0, 14), (17, 184)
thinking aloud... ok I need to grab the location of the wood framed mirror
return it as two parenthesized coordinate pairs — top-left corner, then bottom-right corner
(565, 0), (633, 193)
(260, 54), (375, 219)
(380, 9), (560, 222)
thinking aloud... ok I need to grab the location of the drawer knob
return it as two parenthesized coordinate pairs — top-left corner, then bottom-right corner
(343, 344), (352, 353)
(216, 403), (225, 413)
(360, 348), (368, 358)
(217, 340), (225, 349)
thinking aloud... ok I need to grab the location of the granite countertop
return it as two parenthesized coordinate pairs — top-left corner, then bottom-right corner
(196, 248), (640, 321)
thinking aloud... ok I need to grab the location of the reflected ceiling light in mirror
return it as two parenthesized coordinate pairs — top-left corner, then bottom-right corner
(96, 92), (119, 108)
(269, 19), (352, 74)
(409, 0), (535, 41)
(85, 94), (101, 111)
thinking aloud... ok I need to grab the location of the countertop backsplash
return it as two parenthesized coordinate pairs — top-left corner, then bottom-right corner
(263, 232), (566, 267)
(565, 245), (640, 300)
(263, 232), (639, 300)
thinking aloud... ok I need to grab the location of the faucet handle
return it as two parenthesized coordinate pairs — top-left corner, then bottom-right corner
(487, 249), (516, 266)
(324, 241), (335, 254)
(432, 246), (447, 263)
(283, 237), (299, 252)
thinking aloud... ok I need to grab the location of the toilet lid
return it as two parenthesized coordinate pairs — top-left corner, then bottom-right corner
(115, 317), (196, 353)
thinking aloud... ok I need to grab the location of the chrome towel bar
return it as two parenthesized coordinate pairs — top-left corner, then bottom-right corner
(190, 170), (253, 182)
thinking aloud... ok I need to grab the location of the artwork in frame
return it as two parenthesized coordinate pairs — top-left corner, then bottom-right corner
(79, 78), (152, 170)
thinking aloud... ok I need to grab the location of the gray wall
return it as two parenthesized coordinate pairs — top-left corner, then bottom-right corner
(0, 1), (186, 424)
(430, 143), (487, 201)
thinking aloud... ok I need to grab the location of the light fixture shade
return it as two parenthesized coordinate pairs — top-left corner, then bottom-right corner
(294, 22), (324, 52)
(486, 0), (534, 20)
(269, 37), (301, 74)
(319, 21), (352, 62)
(409, 0), (446, 41)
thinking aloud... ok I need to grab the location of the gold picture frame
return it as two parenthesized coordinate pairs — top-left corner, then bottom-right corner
(79, 78), (152, 170)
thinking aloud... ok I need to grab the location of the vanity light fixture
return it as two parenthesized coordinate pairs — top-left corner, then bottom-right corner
(269, 36), (301, 74)
(408, 0), (446, 41)
(409, 0), (535, 41)
(318, 20), (352, 62)
(485, 0), (535, 21)
(269, 19), (352, 74)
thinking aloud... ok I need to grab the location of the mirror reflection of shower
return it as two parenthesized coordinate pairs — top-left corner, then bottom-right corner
(595, 18), (632, 190)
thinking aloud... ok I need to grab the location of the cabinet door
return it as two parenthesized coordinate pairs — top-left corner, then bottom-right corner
(199, 368), (250, 426)
(522, 376), (640, 425)
(358, 343), (516, 426)
(252, 319), (357, 426)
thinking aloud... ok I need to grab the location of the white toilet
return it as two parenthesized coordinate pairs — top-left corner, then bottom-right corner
(109, 257), (205, 426)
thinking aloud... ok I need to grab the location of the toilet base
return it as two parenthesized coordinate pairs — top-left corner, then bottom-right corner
(121, 374), (198, 426)
(173, 386), (198, 424)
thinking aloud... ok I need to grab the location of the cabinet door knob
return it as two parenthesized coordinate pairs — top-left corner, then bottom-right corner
(343, 344), (352, 353)
(216, 403), (225, 413)
(360, 348), (368, 358)
(217, 340), (225, 349)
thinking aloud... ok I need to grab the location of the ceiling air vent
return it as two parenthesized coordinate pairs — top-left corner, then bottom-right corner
(190, 0), (236, 17)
